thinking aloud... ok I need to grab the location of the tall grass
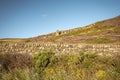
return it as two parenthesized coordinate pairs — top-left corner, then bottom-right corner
(0, 50), (120, 80)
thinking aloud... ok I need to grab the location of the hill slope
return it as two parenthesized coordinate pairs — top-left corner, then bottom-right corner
(29, 16), (120, 44)
(0, 16), (120, 44)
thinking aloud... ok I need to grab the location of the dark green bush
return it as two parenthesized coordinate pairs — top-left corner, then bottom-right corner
(33, 50), (55, 68)
(32, 49), (55, 75)
(25, 39), (31, 42)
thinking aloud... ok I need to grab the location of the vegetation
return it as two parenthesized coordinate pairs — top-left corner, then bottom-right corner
(25, 39), (31, 42)
(0, 50), (120, 80)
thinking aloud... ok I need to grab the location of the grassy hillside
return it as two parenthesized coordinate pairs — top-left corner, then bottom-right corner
(0, 16), (120, 44)
(29, 16), (120, 44)
(0, 38), (25, 43)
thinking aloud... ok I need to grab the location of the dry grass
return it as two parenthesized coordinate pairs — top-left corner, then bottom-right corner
(0, 50), (120, 80)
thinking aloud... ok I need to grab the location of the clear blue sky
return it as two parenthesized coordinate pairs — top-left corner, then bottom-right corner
(0, 0), (120, 38)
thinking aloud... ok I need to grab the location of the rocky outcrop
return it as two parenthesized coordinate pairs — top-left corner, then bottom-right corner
(0, 43), (120, 55)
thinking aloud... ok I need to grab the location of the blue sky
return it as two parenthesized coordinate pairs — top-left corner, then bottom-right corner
(0, 0), (120, 38)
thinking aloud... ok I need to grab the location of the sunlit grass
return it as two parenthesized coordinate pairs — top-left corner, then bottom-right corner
(0, 50), (120, 80)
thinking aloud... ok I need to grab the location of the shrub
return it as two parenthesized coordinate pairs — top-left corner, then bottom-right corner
(95, 70), (106, 80)
(25, 39), (31, 42)
(0, 53), (32, 71)
(32, 49), (55, 74)
(33, 50), (55, 68)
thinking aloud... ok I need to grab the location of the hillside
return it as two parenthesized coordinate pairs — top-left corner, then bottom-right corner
(0, 16), (120, 80)
(0, 16), (120, 44)
(29, 16), (120, 44)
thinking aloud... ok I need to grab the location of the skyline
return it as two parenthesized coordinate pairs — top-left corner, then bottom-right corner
(0, 0), (120, 38)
